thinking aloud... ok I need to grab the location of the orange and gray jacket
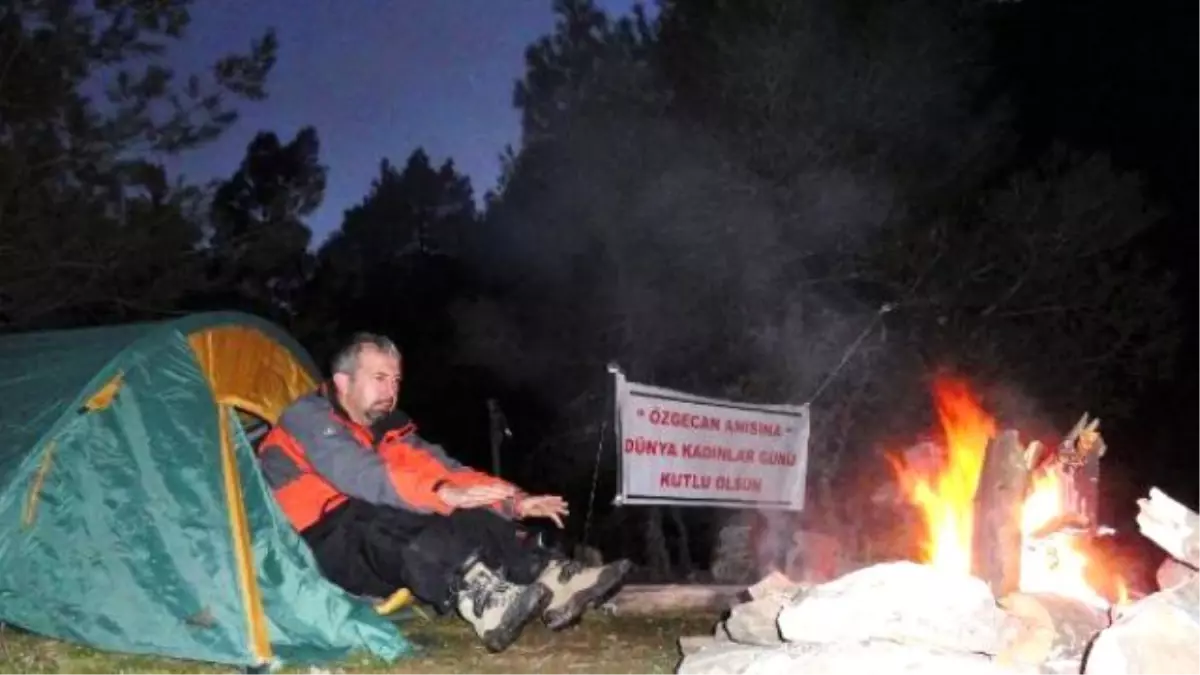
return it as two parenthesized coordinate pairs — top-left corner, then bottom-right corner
(257, 387), (523, 532)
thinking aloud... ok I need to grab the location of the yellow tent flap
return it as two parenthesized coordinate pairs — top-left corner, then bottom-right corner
(187, 325), (318, 425)
(187, 324), (320, 666)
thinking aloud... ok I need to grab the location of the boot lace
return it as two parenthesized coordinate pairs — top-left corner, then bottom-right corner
(556, 558), (585, 581)
(469, 578), (517, 618)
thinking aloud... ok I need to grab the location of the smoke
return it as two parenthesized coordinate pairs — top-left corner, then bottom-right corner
(459, 118), (885, 400)
(450, 0), (1020, 538)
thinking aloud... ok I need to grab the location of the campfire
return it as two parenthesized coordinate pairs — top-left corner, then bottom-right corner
(885, 375), (1119, 609)
(670, 372), (1198, 674)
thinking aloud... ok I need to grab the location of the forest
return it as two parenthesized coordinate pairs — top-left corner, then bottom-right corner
(0, 0), (1193, 579)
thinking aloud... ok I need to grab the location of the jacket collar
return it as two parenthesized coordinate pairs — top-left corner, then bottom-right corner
(316, 380), (413, 439)
(318, 381), (367, 432)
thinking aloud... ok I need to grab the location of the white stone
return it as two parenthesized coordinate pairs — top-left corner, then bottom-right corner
(1082, 578), (1200, 675)
(776, 560), (1005, 654)
(723, 592), (793, 645)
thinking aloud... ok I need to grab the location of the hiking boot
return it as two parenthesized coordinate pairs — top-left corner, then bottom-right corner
(455, 559), (551, 652)
(537, 558), (633, 630)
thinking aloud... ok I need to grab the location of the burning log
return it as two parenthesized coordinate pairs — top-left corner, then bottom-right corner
(973, 414), (1109, 600)
(971, 429), (1033, 598)
(998, 591), (1110, 673)
(1046, 413), (1104, 530)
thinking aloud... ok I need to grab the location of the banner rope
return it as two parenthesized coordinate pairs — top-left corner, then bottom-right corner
(804, 302), (895, 406)
(804, 249), (941, 405)
(578, 255), (937, 547)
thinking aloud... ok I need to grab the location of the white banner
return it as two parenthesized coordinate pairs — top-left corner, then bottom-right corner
(611, 367), (810, 510)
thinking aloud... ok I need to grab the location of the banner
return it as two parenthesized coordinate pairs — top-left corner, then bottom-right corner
(611, 367), (810, 510)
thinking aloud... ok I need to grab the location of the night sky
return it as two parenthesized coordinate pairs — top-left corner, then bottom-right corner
(165, 0), (639, 244)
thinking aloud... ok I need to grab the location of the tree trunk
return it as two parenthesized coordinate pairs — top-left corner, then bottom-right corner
(671, 506), (694, 578)
(971, 429), (1031, 598)
(643, 507), (670, 580)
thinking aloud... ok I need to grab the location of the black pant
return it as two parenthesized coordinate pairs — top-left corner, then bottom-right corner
(302, 499), (551, 610)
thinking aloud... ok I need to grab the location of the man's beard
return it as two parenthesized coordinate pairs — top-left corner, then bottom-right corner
(363, 401), (393, 424)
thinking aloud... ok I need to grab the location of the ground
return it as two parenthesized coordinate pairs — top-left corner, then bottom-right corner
(0, 612), (713, 674)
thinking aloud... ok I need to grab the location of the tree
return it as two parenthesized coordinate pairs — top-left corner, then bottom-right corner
(298, 149), (477, 360)
(291, 149), (488, 473)
(458, 0), (1180, 569)
(207, 126), (326, 318)
(0, 0), (276, 330)
(513, 0), (658, 143)
(867, 147), (1179, 419)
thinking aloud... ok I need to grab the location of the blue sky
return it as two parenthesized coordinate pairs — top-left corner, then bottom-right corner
(164, 0), (640, 245)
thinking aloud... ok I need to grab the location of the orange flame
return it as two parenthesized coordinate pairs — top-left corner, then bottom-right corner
(1020, 470), (1109, 606)
(886, 375), (994, 573)
(888, 374), (1113, 606)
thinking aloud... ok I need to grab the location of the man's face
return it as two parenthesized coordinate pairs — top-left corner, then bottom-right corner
(335, 346), (402, 425)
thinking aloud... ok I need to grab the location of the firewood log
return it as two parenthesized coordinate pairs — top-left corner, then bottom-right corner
(972, 429), (1031, 597)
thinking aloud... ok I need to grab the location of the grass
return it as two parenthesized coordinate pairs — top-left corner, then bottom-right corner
(0, 611), (717, 674)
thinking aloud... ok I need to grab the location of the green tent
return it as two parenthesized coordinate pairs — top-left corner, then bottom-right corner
(0, 311), (412, 669)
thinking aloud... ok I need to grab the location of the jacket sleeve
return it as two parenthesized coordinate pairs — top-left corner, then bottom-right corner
(279, 398), (451, 515)
(380, 429), (526, 519)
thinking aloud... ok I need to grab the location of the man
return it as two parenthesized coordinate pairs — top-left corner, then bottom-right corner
(257, 333), (631, 652)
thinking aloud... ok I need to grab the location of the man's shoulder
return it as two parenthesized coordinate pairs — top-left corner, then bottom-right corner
(277, 392), (369, 450)
(278, 390), (335, 428)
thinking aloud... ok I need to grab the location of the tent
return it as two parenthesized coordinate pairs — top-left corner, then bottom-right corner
(0, 311), (412, 668)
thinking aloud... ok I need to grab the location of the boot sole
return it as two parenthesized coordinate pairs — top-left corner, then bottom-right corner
(481, 583), (552, 653)
(544, 559), (633, 631)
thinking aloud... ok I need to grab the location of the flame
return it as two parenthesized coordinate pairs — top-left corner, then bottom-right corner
(1113, 577), (1130, 606)
(888, 374), (1112, 606)
(1019, 470), (1108, 606)
(886, 375), (994, 572)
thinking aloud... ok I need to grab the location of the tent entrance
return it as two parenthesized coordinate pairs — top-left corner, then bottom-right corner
(234, 408), (272, 451)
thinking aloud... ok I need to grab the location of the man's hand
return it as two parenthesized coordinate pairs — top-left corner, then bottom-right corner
(436, 484), (516, 509)
(516, 494), (570, 528)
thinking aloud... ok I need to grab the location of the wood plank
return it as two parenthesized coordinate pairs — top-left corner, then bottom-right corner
(971, 429), (1031, 597)
(602, 584), (747, 616)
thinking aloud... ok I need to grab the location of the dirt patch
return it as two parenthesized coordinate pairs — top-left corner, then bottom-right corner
(0, 612), (714, 674)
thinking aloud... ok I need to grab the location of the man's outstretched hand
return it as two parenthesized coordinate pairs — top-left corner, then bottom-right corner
(436, 484), (516, 509)
(516, 494), (570, 528)
(434, 484), (569, 528)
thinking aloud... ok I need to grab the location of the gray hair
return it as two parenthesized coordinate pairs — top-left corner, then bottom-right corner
(331, 332), (401, 376)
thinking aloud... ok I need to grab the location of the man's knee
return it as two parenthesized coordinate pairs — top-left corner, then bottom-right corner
(445, 506), (514, 530)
